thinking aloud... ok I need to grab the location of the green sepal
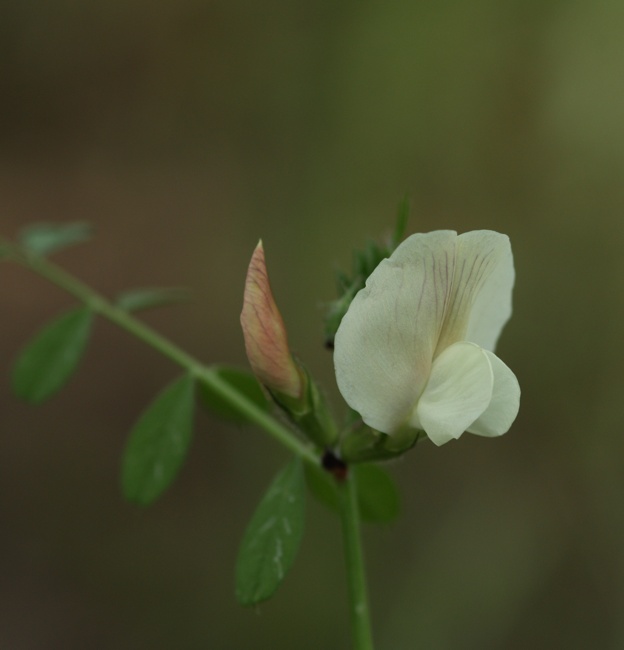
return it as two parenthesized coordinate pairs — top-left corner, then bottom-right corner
(340, 421), (422, 463)
(12, 306), (94, 403)
(115, 287), (191, 312)
(235, 458), (306, 606)
(272, 363), (338, 448)
(198, 365), (270, 423)
(305, 462), (401, 523)
(18, 221), (92, 256)
(121, 374), (195, 505)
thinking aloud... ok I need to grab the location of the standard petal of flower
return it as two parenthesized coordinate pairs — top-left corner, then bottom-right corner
(435, 231), (514, 355)
(334, 231), (457, 434)
(467, 350), (520, 437)
(461, 231), (514, 351)
(410, 341), (494, 445)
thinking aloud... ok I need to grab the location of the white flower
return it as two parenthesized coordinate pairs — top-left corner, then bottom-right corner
(333, 230), (520, 446)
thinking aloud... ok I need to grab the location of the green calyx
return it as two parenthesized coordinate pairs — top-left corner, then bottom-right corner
(340, 419), (423, 463)
(270, 362), (338, 449)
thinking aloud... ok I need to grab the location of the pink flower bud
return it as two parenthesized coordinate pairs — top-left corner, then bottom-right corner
(241, 241), (303, 400)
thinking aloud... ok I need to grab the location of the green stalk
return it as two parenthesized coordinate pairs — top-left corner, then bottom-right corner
(3, 237), (378, 650)
(338, 470), (375, 650)
(2, 240), (319, 466)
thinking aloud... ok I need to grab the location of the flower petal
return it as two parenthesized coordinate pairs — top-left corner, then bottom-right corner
(436, 231), (514, 354)
(467, 350), (520, 437)
(334, 231), (457, 434)
(463, 231), (515, 350)
(410, 341), (493, 446)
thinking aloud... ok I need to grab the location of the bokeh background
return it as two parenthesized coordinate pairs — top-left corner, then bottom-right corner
(2, 1), (624, 648)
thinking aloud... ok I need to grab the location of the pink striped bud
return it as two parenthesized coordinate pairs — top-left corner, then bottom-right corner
(241, 241), (304, 401)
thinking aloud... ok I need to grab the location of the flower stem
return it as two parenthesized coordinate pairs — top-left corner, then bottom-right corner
(1, 239), (319, 466)
(338, 470), (375, 650)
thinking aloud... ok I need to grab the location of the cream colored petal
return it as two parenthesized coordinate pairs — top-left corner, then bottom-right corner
(410, 341), (493, 446)
(436, 231), (514, 355)
(334, 231), (457, 434)
(467, 350), (520, 437)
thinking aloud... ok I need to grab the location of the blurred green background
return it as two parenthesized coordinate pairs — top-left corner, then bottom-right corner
(2, 1), (624, 648)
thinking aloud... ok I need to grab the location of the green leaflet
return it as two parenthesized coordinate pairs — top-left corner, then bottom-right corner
(122, 374), (195, 505)
(235, 458), (306, 606)
(18, 222), (92, 256)
(305, 463), (400, 524)
(355, 464), (401, 523)
(115, 287), (191, 312)
(304, 462), (342, 513)
(12, 306), (94, 403)
(198, 365), (269, 423)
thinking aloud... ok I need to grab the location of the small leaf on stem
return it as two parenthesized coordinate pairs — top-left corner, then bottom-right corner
(235, 458), (306, 606)
(122, 374), (195, 505)
(12, 306), (94, 403)
(115, 287), (191, 313)
(18, 222), (92, 256)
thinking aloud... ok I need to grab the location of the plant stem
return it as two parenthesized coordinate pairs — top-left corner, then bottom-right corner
(339, 470), (375, 650)
(2, 240), (319, 466)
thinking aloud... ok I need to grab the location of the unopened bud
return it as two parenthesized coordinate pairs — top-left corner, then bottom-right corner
(241, 240), (304, 401)
(240, 241), (338, 448)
